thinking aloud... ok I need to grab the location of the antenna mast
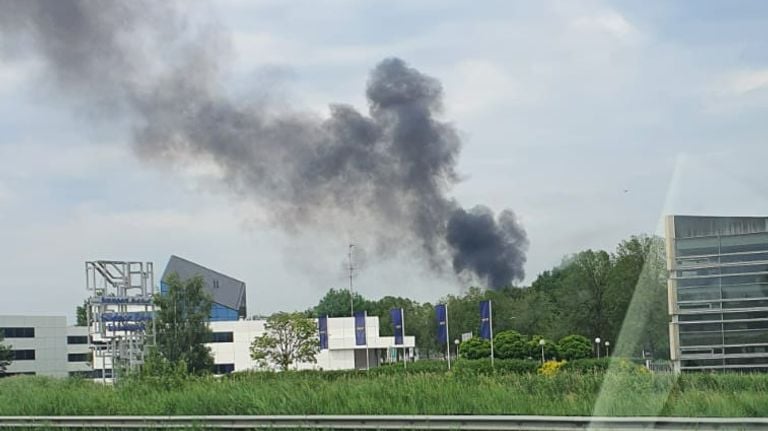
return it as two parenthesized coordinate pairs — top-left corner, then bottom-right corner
(348, 243), (355, 317)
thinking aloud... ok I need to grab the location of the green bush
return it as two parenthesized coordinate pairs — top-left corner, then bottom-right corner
(557, 335), (592, 360)
(460, 337), (491, 360)
(454, 359), (538, 375)
(371, 360), (448, 374)
(494, 330), (528, 360)
(528, 335), (558, 361)
(561, 358), (611, 373)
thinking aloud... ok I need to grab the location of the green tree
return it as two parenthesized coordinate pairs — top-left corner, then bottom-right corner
(250, 312), (319, 371)
(153, 273), (214, 374)
(76, 301), (88, 326)
(557, 335), (592, 360)
(411, 302), (439, 358)
(608, 236), (669, 359)
(370, 296), (416, 337)
(570, 250), (613, 341)
(0, 330), (12, 375)
(494, 330), (528, 359)
(460, 337), (491, 360)
(314, 288), (371, 317)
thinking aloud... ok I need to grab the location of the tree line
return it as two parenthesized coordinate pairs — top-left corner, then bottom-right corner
(313, 234), (669, 360)
(70, 233), (668, 378)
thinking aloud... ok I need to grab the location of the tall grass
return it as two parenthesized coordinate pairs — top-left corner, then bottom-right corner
(2, 371), (768, 417)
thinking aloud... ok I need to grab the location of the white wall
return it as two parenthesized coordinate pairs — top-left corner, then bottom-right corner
(0, 315), (68, 377)
(208, 316), (416, 373)
(66, 326), (91, 375)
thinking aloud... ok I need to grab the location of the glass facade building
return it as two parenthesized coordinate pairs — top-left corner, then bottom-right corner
(667, 216), (768, 371)
(161, 255), (247, 322)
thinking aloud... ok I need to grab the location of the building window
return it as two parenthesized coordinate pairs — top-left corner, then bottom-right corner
(0, 327), (35, 338)
(68, 371), (93, 378)
(213, 279), (220, 289)
(0, 372), (35, 378)
(209, 332), (234, 343)
(68, 353), (89, 362)
(67, 336), (89, 345)
(92, 369), (113, 379)
(213, 363), (234, 374)
(12, 349), (35, 361)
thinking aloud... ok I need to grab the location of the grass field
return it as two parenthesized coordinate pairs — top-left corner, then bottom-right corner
(2, 367), (768, 417)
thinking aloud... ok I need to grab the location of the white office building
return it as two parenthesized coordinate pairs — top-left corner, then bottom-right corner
(0, 316), (90, 378)
(2, 315), (415, 379)
(209, 316), (415, 373)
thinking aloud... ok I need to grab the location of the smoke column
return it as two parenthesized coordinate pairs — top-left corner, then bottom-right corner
(0, 0), (528, 289)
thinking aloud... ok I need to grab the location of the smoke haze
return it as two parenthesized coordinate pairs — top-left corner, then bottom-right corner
(0, 0), (528, 289)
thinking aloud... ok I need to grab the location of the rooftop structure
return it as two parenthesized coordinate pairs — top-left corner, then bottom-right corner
(161, 255), (247, 321)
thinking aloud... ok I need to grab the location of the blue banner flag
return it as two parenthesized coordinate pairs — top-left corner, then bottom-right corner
(318, 315), (329, 350)
(436, 304), (448, 345)
(390, 308), (404, 346)
(480, 300), (492, 340)
(355, 311), (367, 346)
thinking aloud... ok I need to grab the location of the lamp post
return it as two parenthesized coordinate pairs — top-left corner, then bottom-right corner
(539, 338), (546, 364)
(605, 340), (610, 357)
(595, 337), (601, 359)
(454, 339), (460, 360)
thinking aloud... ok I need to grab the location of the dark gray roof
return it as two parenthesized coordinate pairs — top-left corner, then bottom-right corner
(161, 255), (246, 316)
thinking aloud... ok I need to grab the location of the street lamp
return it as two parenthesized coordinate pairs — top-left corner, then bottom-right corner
(538, 338), (546, 364)
(454, 339), (460, 359)
(604, 340), (610, 357)
(595, 337), (601, 359)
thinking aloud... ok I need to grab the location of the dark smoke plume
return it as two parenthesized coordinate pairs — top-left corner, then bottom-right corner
(447, 207), (528, 289)
(0, 0), (528, 289)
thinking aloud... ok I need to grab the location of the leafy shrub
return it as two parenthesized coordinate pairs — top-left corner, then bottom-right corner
(494, 330), (529, 360)
(538, 360), (566, 377)
(460, 337), (491, 360)
(371, 360), (448, 374)
(528, 335), (558, 361)
(561, 358), (611, 373)
(557, 335), (592, 360)
(454, 359), (538, 375)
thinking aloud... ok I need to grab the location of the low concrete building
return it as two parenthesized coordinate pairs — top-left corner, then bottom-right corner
(0, 316), (90, 378)
(2, 314), (416, 378)
(209, 316), (416, 372)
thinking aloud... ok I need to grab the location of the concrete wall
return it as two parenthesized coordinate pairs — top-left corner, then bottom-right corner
(208, 316), (416, 373)
(66, 326), (91, 375)
(0, 315), (68, 378)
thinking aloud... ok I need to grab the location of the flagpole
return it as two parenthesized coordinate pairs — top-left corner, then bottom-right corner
(489, 300), (495, 368)
(401, 308), (407, 370)
(446, 303), (451, 370)
(365, 310), (370, 371)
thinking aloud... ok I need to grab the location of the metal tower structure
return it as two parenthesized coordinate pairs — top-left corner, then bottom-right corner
(85, 261), (155, 383)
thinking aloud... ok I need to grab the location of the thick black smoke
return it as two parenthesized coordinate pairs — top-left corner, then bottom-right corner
(447, 207), (528, 289)
(0, 0), (528, 289)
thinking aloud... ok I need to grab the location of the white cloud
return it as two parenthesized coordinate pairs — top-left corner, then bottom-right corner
(0, 140), (126, 180)
(445, 59), (519, 116)
(570, 10), (637, 39)
(0, 58), (40, 96)
(0, 181), (10, 206)
(724, 69), (768, 95)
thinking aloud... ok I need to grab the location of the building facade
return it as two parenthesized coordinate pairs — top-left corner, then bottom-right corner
(0, 316), (90, 378)
(161, 256), (247, 321)
(666, 215), (768, 371)
(2, 315), (416, 378)
(209, 316), (416, 373)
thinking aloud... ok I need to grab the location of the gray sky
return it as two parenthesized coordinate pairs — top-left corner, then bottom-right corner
(1, 0), (768, 322)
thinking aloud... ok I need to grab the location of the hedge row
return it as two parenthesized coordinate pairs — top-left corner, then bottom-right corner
(225, 358), (641, 381)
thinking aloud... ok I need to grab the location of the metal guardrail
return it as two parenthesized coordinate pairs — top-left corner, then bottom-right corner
(0, 415), (766, 430)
